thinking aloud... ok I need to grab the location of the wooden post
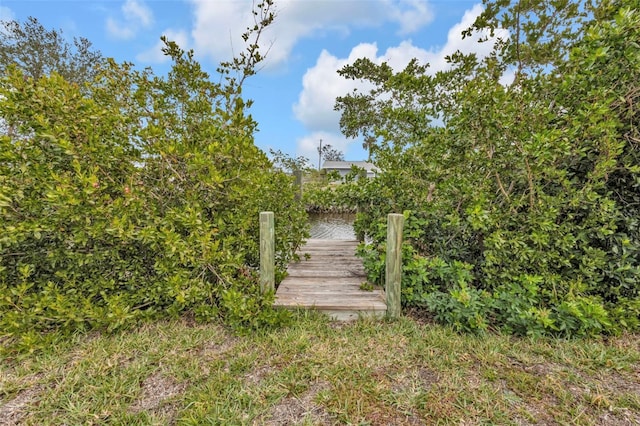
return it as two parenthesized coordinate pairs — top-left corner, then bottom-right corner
(385, 213), (404, 318)
(260, 212), (275, 293)
(293, 170), (303, 201)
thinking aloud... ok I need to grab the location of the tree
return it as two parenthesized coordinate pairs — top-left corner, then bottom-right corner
(362, 135), (376, 161)
(336, 58), (437, 156)
(334, 0), (640, 336)
(318, 143), (344, 163)
(0, 17), (103, 85)
(269, 149), (312, 173)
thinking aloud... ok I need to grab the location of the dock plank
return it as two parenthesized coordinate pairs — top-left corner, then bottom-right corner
(274, 239), (387, 320)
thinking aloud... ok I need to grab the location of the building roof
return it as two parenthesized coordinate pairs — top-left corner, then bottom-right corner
(321, 161), (377, 172)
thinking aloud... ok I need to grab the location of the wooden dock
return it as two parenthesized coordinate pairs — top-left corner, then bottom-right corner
(274, 239), (387, 320)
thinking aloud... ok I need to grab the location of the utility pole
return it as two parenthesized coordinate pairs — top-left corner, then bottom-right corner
(317, 138), (323, 170)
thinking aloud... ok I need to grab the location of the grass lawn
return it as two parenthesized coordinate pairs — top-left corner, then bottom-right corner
(1, 311), (639, 425)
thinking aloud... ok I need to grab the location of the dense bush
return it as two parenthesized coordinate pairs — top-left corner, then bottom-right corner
(337, 1), (639, 336)
(0, 8), (307, 349)
(302, 167), (377, 213)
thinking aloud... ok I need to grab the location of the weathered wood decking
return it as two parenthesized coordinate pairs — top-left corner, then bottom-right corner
(274, 239), (387, 320)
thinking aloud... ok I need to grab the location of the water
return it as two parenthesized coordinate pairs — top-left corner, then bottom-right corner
(308, 213), (356, 240)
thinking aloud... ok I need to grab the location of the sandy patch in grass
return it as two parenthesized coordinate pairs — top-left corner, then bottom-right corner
(387, 366), (440, 393)
(199, 337), (237, 358)
(599, 370), (640, 396)
(574, 369), (640, 425)
(417, 367), (440, 388)
(373, 366), (439, 424)
(0, 386), (43, 426)
(263, 381), (333, 425)
(596, 409), (640, 425)
(128, 373), (186, 417)
(243, 364), (275, 386)
(192, 336), (238, 377)
(522, 361), (566, 378)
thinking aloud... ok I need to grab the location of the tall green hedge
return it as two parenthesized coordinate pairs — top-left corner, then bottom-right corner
(336, 1), (639, 336)
(0, 40), (307, 349)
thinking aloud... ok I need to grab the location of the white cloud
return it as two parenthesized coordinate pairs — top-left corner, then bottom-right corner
(293, 44), (378, 132)
(188, 0), (433, 68)
(294, 4), (508, 131)
(500, 69), (516, 86)
(137, 29), (190, 63)
(123, 0), (152, 27)
(391, 0), (434, 35)
(293, 3), (509, 155)
(106, 18), (135, 40)
(431, 4), (506, 69)
(0, 6), (15, 22)
(106, 0), (153, 40)
(297, 131), (353, 164)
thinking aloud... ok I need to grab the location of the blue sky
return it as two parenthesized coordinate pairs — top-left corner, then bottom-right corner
(0, 0), (504, 164)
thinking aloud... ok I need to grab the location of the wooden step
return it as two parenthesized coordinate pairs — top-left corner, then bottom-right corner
(274, 239), (387, 321)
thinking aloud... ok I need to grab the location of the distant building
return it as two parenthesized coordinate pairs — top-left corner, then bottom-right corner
(321, 161), (377, 179)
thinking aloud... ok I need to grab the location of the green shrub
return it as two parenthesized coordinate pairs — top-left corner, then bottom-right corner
(335, 1), (640, 337)
(0, 25), (307, 349)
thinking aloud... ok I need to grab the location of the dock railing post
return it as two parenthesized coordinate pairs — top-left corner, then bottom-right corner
(293, 170), (303, 201)
(385, 213), (404, 318)
(260, 211), (275, 293)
